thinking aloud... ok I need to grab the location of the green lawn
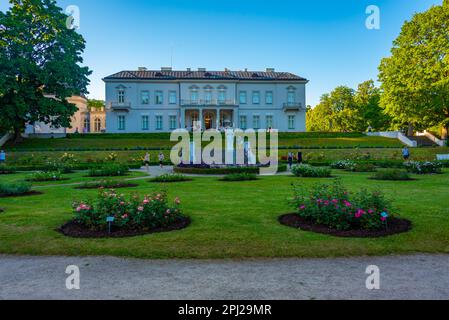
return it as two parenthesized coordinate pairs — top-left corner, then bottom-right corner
(5, 133), (404, 151)
(0, 170), (448, 259)
(0, 171), (148, 186)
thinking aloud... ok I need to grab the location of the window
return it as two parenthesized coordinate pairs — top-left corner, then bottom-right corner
(287, 90), (296, 105)
(265, 91), (273, 105)
(190, 90), (198, 103)
(142, 115), (149, 131)
(169, 115), (177, 130)
(141, 91), (149, 105)
(118, 115), (126, 131)
(169, 91), (177, 104)
(218, 90), (226, 104)
(117, 89), (125, 104)
(239, 116), (247, 130)
(239, 91), (247, 104)
(288, 115), (295, 130)
(205, 91), (212, 104)
(156, 115), (163, 130)
(83, 117), (90, 132)
(252, 91), (260, 104)
(155, 91), (163, 104)
(266, 115), (273, 129)
(94, 118), (101, 132)
(253, 115), (260, 129)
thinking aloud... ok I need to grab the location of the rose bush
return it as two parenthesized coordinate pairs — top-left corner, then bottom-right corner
(72, 190), (184, 230)
(291, 180), (393, 231)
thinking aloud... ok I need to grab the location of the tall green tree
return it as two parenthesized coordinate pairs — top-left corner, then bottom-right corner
(354, 80), (390, 131)
(0, 0), (91, 140)
(378, 0), (449, 138)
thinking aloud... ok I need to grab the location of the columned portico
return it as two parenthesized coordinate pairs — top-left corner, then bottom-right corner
(182, 107), (237, 131)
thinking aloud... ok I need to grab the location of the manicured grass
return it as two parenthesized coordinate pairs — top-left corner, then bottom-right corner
(0, 171), (148, 186)
(0, 170), (448, 259)
(5, 133), (404, 151)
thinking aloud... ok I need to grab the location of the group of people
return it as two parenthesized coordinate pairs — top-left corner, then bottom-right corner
(286, 151), (303, 169)
(143, 152), (165, 172)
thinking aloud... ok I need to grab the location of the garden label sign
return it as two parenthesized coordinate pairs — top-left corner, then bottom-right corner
(107, 216), (115, 233)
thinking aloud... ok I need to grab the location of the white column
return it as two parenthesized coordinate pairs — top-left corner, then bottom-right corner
(216, 108), (220, 129)
(199, 108), (203, 131)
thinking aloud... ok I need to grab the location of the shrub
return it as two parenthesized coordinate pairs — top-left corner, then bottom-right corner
(291, 164), (332, 178)
(87, 163), (129, 177)
(0, 182), (32, 196)
(291, 180), (393, 231)
(174, 164), (287, 175)
(77, 179), (136, 189)
(43, 161), (74, 174)
(149, 174), (192, 183)
(0, 165), (16, 174)
(330, 160), (355, 169)
(345, 163), (377, 172)
(72, 190), (184, 230)
(404, 161), (442, 174)
(26, 171), (65, 182)
(371, 169), (412, 181)
(220, 173), (258, 182)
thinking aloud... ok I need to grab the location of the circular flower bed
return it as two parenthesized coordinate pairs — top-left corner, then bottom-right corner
(60, 190), (190, 238)
(281, 180), (412, 238)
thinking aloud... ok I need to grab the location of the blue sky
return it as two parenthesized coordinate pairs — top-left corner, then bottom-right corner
(0, 0), (443, 106)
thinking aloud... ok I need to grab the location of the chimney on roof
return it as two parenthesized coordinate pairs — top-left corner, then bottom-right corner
(224, 68), (229, 72)
(187, 68), (191, 72)
(266, 68), (275, 73)
(198, 67), (206, 72)
(244, 68), (248, 72)
(138, 67), (147, 71)
(161, 67), (172, 71)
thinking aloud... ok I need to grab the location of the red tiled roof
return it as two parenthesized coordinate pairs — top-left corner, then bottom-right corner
(103, 70), (307, 82)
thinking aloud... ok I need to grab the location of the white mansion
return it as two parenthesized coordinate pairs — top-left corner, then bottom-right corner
(103, 68), (308, 133)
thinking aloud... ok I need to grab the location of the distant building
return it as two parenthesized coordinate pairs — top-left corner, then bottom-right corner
(103, 68), (308, 133)
(25, 96), (106, 136)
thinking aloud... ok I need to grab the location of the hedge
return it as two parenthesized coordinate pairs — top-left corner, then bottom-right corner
(174, 164), (287, 175)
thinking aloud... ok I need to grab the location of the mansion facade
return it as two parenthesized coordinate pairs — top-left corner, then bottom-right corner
(103, 68), (308, 133)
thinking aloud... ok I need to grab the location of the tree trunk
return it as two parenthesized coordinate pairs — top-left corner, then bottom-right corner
(407, 123), (414, 137)
(13, 127), (24, 144)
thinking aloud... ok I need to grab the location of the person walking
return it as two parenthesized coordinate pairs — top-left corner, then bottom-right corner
(0, 150), (6, 164)
(402, 146), (410, 161)
(158, 152), (165, 168)
(287, 152), (294, 170)
(297, 151), (303, 164)
(143, 152), (150, 172)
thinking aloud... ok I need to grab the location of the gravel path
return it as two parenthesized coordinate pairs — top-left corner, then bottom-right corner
(1, 254), (448, 300)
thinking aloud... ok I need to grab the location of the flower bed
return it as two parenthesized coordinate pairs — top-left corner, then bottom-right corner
(148, 174), (192, 183)
(0, 182), (42, 198)
(280, 180), (411, 237)
(60, 190), (189, 238)
(75, 179), (138, 190)
(26, 171), (68, 182)
(291, 164), (332, 178)
(404, 161), (442, 174)
(87, 164), (129, 177)
(370, 169), (413, 181)
(174, 164), (287, 175)
(0, 165), (17, 174)
(330, 160), (355, 169)
(345, 163), (377, 173)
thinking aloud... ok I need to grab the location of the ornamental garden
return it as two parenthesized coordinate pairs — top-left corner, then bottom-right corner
(0, 132), (448, 259)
